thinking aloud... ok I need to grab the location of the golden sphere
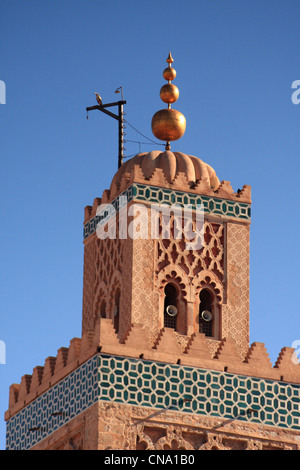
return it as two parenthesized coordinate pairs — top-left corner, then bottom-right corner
(163, 67), (176, 81)
(160, 84), (179, 104)
(151, 109), (186, 142)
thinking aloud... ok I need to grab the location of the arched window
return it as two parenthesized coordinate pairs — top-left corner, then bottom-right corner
(164, 283), (178, 330)
(199, 289), (213, 337)
(100, 300), (106, 318)
(113, 288), (120, 333)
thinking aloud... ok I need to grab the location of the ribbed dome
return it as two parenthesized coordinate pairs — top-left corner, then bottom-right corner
(110, 150), (220, 191)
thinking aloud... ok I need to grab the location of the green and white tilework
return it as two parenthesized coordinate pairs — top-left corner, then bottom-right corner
(83, 184), (251, 240)
(6, 354), (299, 450)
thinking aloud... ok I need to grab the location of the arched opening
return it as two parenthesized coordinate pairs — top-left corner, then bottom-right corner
(199, 289), (213, 337)
(136, 439), (149, 450)
(100, 300), (106, 318)
(164, 283), (178, 330)
(113, 288), (120, 333)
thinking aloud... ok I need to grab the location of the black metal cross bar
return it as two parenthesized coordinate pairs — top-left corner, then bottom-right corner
(86, 100), (126, 169)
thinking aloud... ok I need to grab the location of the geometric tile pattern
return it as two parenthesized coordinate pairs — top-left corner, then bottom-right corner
(6, 353), (299, 450)
(98, 355), (300, 430)
(133, 184), (251, 221)
(5, 356), (99, 450)
(83, 184), (251, 240)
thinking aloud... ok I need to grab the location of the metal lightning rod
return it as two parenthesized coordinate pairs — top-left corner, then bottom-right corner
(86, 90), (126, 169)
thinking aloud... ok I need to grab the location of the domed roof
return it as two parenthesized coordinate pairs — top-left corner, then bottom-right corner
(110, 150), (220, 191)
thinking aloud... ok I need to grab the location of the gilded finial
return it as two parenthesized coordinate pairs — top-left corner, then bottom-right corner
(166, 51), (174, 64)
(151, 52), (186, 150)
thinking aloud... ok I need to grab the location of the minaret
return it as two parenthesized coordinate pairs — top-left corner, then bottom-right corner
(5, 53), (300, 452)
(81, 52), (252, 358)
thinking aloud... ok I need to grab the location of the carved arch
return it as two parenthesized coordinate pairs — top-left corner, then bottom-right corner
(155, 428), (194, 450)
(192, 272), (223, 340)
(157, 268), (189, 334)
(136, 433), (155, 450)
(192, 271), (223, 303)
(93, 281), (109, 326)
(157, 267), (189, 298)
(198, 433), (229, 450)
(107, 270), (123, 316)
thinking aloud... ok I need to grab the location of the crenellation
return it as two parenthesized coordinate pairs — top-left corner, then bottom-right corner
(109, 179), (120, 200)
(132, 162), (147, 183)
(148, 166), (170, 188)
(213, 336), (242, 364)
(101, 189), (110, 204)
(147, 327), (183, 364)
(215, 180), (235, 199)
(18, 375), (32, 402)
(104, 150), (251, 203)
(54, 347), (69, 375)
(244, 342), (273, 368)
(91, 197), (102, 216)
(97, 318), (126, 356)
(84, 205), (92, 223)
(121, 323), (153, 357)
(30, 365), (44, 390)
(5, 319), (300, 429)
(67, 337), (81, 365)
(236, 184), (251, 202)
(8, 384), (19, 410)
(42, 356), (57, 386)
(172, 170), (195, 191)
(274, 346), (295, 369)
(184, 332), (212, 358)
(274, 347), (300, 382)
(79, 328), (98, 363)
(192, 175), (213, 194)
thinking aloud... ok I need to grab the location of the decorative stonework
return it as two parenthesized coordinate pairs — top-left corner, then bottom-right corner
(32, 400), (299, 450)
(222, 223), (250, 357)
(156, 221), (224, 282)
(82, 240), (95, 332)
(130, 238), (156, 335)
(81, 156), (251, 354)
(6, 352), (300, 450)
(100, 402), (299, 450)
(6, 355), (99, 450)
(83, 183), (251, 241)
(82, 230), (131, 338)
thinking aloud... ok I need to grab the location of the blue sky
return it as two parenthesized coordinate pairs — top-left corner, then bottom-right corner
(0, 0), (299, 449)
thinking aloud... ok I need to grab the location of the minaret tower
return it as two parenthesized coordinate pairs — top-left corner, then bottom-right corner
(5, 53), (300, 452)
(81, 53), (252, 358)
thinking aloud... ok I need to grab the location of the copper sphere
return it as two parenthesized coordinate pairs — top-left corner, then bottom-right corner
(163, 67), (176, 81)
(160, 84), (179, 104)
(151, 109), (186, 142)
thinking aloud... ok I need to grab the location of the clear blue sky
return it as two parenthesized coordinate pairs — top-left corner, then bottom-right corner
(0, 0), (299, 450)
